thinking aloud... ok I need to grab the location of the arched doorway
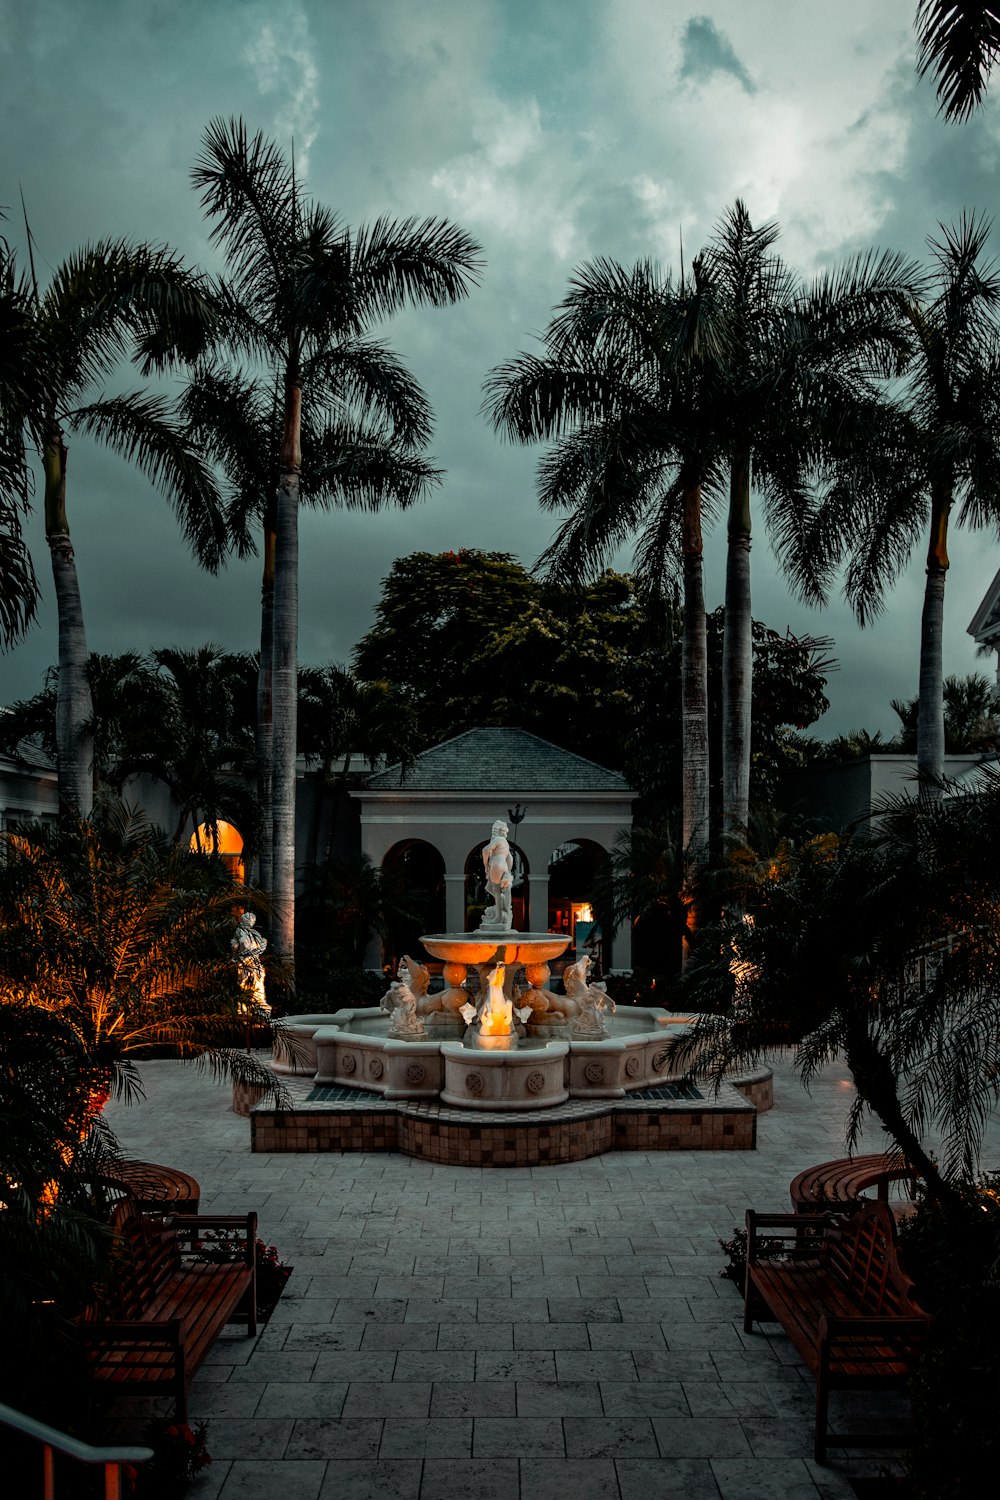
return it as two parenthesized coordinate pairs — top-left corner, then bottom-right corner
(381, 839), (446, 964)
(189, 820), (245, 882)
(463, 840), (529, 931)
(547, 838), (606, 970)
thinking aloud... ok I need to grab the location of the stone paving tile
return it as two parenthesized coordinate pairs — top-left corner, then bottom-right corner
(330, 1296), (409, 1324)
(283, 1325), (365, 1351)
(515, 1380), (604, 1415)
(616, 1456), (723, 1498)
(316, 1459), (423, 1500)
(394, 1350), (477, 1381)
(230, 1352), (318, 1382)
(379, 1418), (473, 1458)
(340, 1381), (432, 1419)
(255, 1382), (347, 1418)
(473, 1349), (556, 1381)
(436, 1322), (515, 1350)
(217, 1460), (326, 1500)
(285, 1416), (382, 1459)
(361, 1323), (440, 1350)
(546, 1298), (622, 1322)
(187, 1383), (265, 1417)
(404, 1297), (478, 1323)
(563, 1414), (659, 1457)
(200, 1417), (295, 1459)
(512, 1322), (589, 1349)
(554, 1350), (638, 1381)
(417, 1458), (518, 1500)
(429, 1380), (516, 1417)
(587, 1321), (667, 1349)
(312, 1350), (399, 1382)
(518, 1457), (621, 1499)
(711, 1457), (832, 1499)
(472, 1416), (565, 1456)
(600, 1380), (688, 1417)
(653, 1416), (754, 1458)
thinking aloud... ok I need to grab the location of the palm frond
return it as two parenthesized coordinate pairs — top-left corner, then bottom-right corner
(916, 0), (1000, 121)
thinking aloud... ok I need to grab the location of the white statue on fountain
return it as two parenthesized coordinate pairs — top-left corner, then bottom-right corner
(381, 955), (431, 1040)
(479, 818), (514, 932)
(563, 954), (616, 1038)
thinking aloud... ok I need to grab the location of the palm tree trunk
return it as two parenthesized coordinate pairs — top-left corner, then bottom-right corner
(256, 500), (276, 895)
(44, 430), (94, 818)
(917, 486), (950, 799)
(681, 481), (709, 960)
(722, 451), (753, 845)
(271, 377), (301, 990)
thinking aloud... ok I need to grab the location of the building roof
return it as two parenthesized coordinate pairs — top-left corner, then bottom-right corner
(968, 565), (1000, 644)
(364, 727), (632, 793)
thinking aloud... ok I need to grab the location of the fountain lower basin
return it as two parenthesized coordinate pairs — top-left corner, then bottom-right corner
(273, 1004), (696, 1110)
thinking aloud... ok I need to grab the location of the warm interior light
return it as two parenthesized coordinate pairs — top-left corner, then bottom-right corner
(189, 820), (245, 881)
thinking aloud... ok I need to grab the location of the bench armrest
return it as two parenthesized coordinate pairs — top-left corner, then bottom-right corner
(745, 1209), (838, 1265)
(170, 1212), (257, 1264)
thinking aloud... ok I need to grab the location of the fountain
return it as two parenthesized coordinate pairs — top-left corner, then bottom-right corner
(259, 818), (772, 1160)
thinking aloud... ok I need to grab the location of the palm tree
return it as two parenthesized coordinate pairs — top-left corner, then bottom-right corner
(915, 0), (1000, 119)
(192, 116), (482, 986)
(0, 232), (39, 648)
(485, 217), (913, 853)
(676, 770), (1000, 1208)
(4, 233), (224, 816)
(891, 671), (1000, 753)
(484, 256), (723, 877)
(180, 362), (438, 893)
(0, 802), (283, 1112)
(813, 216), (1000, 793)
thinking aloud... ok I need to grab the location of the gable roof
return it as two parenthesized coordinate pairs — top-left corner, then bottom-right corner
(364, 727), (632, 793)
(968, 565), (1000, 643)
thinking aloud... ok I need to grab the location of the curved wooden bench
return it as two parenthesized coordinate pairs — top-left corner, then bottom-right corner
(789, 1153), (918, 1214)
(744, 1199), (930, 1463)
(105, 1160), (201, 1214)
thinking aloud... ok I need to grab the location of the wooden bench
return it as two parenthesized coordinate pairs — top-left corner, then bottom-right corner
(79, 1199), (257, 1421)
(105, 1159), (201, 1215)
(789, 1153), (918, 1215)
(744, 1199), (930, 1463)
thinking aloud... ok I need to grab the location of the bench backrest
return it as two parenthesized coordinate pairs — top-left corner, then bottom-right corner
(110, 1199), (181, 1316)
(826, 1199), (923, 1316)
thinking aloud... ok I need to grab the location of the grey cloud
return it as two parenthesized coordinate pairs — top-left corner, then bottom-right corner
(678, 15), (756, 93)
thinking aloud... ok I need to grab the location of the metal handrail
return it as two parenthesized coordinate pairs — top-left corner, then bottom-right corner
(0, 1400), (153, 1500)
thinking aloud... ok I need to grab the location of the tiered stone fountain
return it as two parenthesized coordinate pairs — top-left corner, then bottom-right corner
(273, 816), (703, 1110)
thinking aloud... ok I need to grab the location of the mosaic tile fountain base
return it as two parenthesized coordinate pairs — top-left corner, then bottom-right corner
(249, 1077), (758, 1164)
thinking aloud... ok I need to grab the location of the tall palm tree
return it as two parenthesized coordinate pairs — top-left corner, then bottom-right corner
(813, 216), (1000, 792)
(916, 0), (1000, 119)
(484, 256), (723, 877)
(5, 234), (224, 815)
(192, 117), (482, 985)
(180, 362), (438, 893)
(698, 204), (914, 843)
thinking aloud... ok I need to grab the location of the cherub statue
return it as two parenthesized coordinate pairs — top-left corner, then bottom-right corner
(563, 954), (615, 1038)
(382, 955), (431, 1039)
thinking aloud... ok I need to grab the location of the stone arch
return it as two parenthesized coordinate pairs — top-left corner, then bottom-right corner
(381, 838), (446, 963)
(189, 819), (245, 882)
(462, 838), (530, 932)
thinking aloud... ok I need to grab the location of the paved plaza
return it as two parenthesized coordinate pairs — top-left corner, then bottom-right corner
(103, 1051), (996, 1500)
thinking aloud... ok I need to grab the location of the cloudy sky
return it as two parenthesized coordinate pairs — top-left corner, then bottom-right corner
(3, 0), (1000, 738)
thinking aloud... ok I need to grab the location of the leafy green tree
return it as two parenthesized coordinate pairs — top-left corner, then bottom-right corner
(192, 116), (482, 986)
(3, 232), (223, 815)
(354, 550), (665, 776)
